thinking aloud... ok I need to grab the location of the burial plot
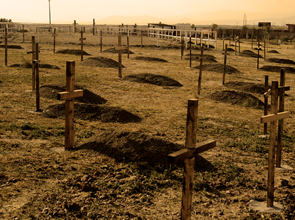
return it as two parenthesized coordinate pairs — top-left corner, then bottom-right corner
(56, 49), (90, 56)
(239, 50), (263, 58)
(224, 81), (266, 94)
(10, 63), (60, 69)
(81, 57), (124, 68)
(123, 73), (183, 87)
(194, 63), (240, 74)
(260, 66), (295, 73)
(184, 54), (217, 62)
(268, 50), (279, 54)
(134, 56), (168, 62)
(211, 90), (264, 109)
(0, 45), (23, 49)
(266, 58), (295, 65)
(40, 83), (107, 105)
(103, 47), (134, 54)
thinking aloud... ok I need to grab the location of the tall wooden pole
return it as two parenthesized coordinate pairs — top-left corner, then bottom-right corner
(141, 30), (143, 48)
(118, 35), (122, 78)
(264, 75), (269, 135)
(181, 36), (184, 59)
(197, 46), (204, 95)
(53, 28), (56, 53)
(181, 99), (198, 220)
(100, 30), (103, 52)
(189, 37), (192, 67)
(4, 27), (7, 66)
(276, 69), (285, 168)
(80, 31), (84, 61)
(264, 37), (266, 61)
(93, 18), (95, 35)
(22, 25), (25, 43)
(35, 43), (40, 112)
(267, 81), (278, 207)
(257, 41), (260, 69)
(32, 36), (36, 91)
(127, 35), (130, 59)
(223, 44), (227, 85)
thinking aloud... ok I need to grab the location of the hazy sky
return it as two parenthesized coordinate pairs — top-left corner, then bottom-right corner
(1, 0), (294, 23)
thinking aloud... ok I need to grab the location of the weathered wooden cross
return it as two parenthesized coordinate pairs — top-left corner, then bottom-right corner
(222, 44), (228, 85)
(33, 43), (41, 112)
(181, 35), (184, 59)
(257, 40), (260, 69)
(114, 34), (129, 78)
(52, 28), (58, 53)
(263, 75), (269, 135)
(189, 37), (192, 67)
(79, 31), (86, 61)
(100, 30), (103, 52)
(168, 99), (216, 220)
(260, 81), (290, 207)
(57, 61), (83, 150)
(26, 36), (38, 91)
(3, 27), (11, 66)
(197, 46), (204, 95)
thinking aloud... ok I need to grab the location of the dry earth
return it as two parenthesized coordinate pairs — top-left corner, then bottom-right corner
(0, 31), (295, 219)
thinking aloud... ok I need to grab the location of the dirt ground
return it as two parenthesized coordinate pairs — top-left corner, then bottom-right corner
(0, 31), (295, 219)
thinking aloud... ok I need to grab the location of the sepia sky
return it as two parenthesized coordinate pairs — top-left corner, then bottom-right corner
(0, 0), (295, 24)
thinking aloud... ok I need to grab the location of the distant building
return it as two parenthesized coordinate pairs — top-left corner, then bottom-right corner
(286, 24), (295, 32)
(258, 22), (271, 28)
(148, 22), (176, 29)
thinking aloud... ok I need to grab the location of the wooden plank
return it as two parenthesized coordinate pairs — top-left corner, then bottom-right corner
(278, 86), (290, 92)
(264, 75), (269, 135)
(57, 90), (83, 100)
(267, 81), (278, 207)
(168, 139), (216, 164)
(264, 88), (271, 97)
(260, 111), (290, 123)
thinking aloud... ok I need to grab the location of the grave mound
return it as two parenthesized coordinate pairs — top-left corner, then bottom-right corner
(240, 50), (263, 58)
(9, 63), (60, 69)
(194, 64), (240, 74)
(254, 48), (263, 50)
(260, 65), (295, 73)
(224, 81), (265, 94)
(267, 58), (295, 64)
(184, 54), (217, 62)
(103, 48), (134, 54)
(75, 131), (214, 170)
(134, 56), (168, 62)
(0, 45), (23, 49)
(56, 49), (90, 55)
(81, 57), (124, 68)
(227, 48), (235, 52)
(124, 73), (183, 87)
(40, 83), (107, 105)
(268, 50), (279, 53)
(196, 43), (215, 49)
(42, 103), (141, 123)
(211, 90), (264, 108)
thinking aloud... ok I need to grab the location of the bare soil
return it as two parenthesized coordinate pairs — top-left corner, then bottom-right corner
(134, 56), (168, 62)
(81, 57), (123, 68)
(103, 48), (134, 54)
(224, 81), (266, 94)
(240, 50), (263, 58)
(42, 103), (142, 123)
(56, 49), (91, 55)
(194, 63), (241, 74)
(260, 65), (295, 73)
(268, 50), (279, 53)
(267, 58), (295, 64)
(9, 63), (60, 69)
(123, 73), (183, 86)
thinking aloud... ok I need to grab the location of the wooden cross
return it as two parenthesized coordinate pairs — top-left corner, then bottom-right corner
(100, 30), (103, 52)
(223, 44), (228, 85)
(257, 40), (260, 69)
(264, 37), (266, 61)
(52, 28), (58, 53)
(181, 35), (184, 59)
(57, 61), (83, 150)
(168, 99), (216, 220)
(3, 27), (11, 66)
(79, 31), (86, 61)
(263, 75), (269, 135)
(26, 36), (39, 91)
(114, 34), (129, 78)
(141, 30), (143, 48)
(260, 81), (290, 207)
(197, 46), (204, 95)
(33, 43), (41, 112)
(189, 37), (192, 67)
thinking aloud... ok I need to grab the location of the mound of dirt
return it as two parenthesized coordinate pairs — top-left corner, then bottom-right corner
(268, 50), (279, 53)
(260, 65), (295, 73)
(103, 48), (134, 54)
(81, 57), (124, 68)
(184, 54), (217, 62)
(134, 56), (168, 62)
(42, 103), (141, 123)
(40, 83), (107, 105)
(224, 81), (265, 94)
(227, 48), (235, 52)
(194, 64), (241, 74)
(9, 63), (60, 69)
(75, 131), (214, 169)
(0, 45), (23, 49)
(56, 49), (90, 55)
(196, 43), (215, 49)
(267, 58), (295, 64)
(254, 48), (263, 51)
(240, 50), (263, 58)
(211, 90), (264, 108)
(124, 73), (183, 87)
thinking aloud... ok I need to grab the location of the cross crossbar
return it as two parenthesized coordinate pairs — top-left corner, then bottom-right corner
(52, 34), (58, 37)
(261, 111), (290, 123)
(278, 86), (290, 92)
(264, 89), (271, 97)
(57, 90), (83, 100)
(168, 139), (216, 164)
(33, 59), (41, 64)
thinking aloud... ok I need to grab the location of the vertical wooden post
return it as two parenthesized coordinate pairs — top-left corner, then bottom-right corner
(238, 39), (240, 53)
(197, 46), (204, 95)
(118, 34), (122, 78)
(181, 36), (184, 59)
(234, 36), (237, 55)
(257, 41), (260, 69)
(189, 37), (192, 67)
(93, 18), (95, 35)
(100, 30), (103, 52)
(22, 25), (25, 43)
(264, 75), (269, 135)
(222, 34), (225, 51)
(53, 28), (56, 53)
(35, 43), (40, 112)
(127, 35), (130, 59)
(65, 61), (75, 150)
(267, 81), (278, 207)
(223, 44), (227, 85)
(80, 31), (84, 61)
(4, 27), (7, 66)
(31, 36), (36, 91)
(74, 20), (76, 33)
(251, 34), (253, 49)
(276, 69), (285, 168)
(264, 37), (266, 61)
(181, 99), (198, 220)
(141, 30), (143, 48)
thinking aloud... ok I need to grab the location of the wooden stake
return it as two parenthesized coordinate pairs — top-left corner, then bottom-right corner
(93, 18), (95, 35)
(118, 34), (122, 78)
(189, 37), (192, 67)
(238, 39), (240, 53)
(35, 43), (40, 112)
(264, 37), (266, 61)
(4, 27), (7, 66)
(234, 36), (237, 55)
(222, 34), (225, 51)
(31, 36), (36, 91)
(181, 36), (184, 59)
(127, 35), (130, 59)
(267, 81), (278, 207)
(100, 30), (103, 52)
(257, 42), (260, 69)
(52, 28), (58, 53)
(197, 46), (204, 95)
(264, 75), (269, 135)
(22, 25), (25, 43)
(141, 30), (143, 48)
(277, 69), (285, 168)
(79, 31), (86, 61)
(57, 61), (83, 151)
(223, 44), (227, 85)
(251, 34), (253, 49)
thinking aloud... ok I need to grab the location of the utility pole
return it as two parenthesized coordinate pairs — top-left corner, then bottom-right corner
(48, 0), (51, 32)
